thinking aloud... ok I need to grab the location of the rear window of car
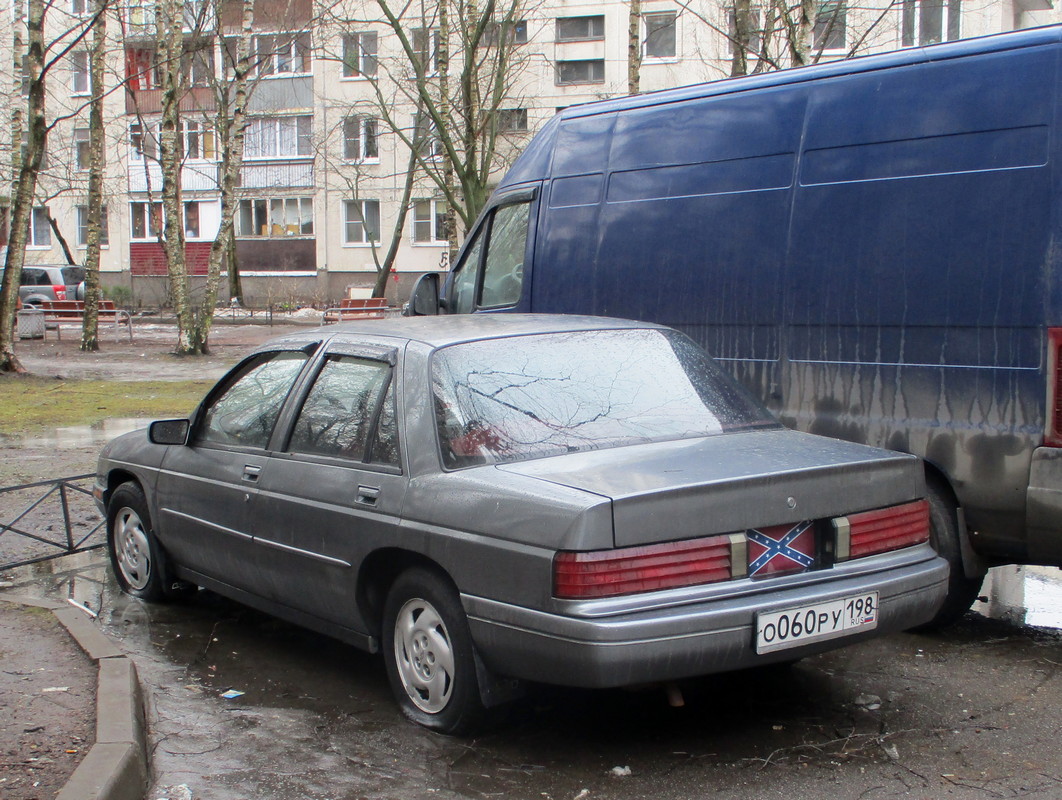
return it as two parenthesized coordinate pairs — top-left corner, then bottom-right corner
(60, 267), (86, 285)
(432, 328), (779, 468)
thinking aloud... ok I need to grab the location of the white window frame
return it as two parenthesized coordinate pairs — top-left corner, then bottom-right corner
(902, 0), (961, 46)
(29, 207), (51, 248)
(76, 204), (109, 247)
(71, 51), (89, 95)
(344, 199), (381, 245)
(496, 108), (528, 134)
(130, 201), (162, 241)
(413, 113), (444, 160)
(245, 116), (313, 160)
(342, 32), (378, 78)
(412, 28), (441, 74)
(343, 115), (379, 162)
(412, 199), (449, 245)
(644, 11), (678, 59)
(727, 5), (764, 57)
(253, 32), (312, 77)
(74, 127), (90, 171)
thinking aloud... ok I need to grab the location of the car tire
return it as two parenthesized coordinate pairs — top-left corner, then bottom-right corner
(107, 483), (174, 602)
(913, 480), (985, 630)
(382, 567), (485, 734)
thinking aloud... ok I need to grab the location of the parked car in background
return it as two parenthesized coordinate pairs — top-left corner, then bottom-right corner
(18, 265), (86, 305)
(95, 315), (947, 733)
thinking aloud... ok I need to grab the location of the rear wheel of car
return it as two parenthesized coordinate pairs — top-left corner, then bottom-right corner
(382, 567), (485, 734)
(915, 480), (985, 630)
(107, 483), (172, 602)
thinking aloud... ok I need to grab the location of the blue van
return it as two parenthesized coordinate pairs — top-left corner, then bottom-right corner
(411, 26), (1062, 625)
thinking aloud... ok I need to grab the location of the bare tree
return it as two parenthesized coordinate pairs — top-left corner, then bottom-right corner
(80, 0), (109, 352)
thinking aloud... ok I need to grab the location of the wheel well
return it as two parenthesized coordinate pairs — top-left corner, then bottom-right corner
(104, 470), (141, 508)
(922, 461), (960, 509)
(357, 549), (453, 638)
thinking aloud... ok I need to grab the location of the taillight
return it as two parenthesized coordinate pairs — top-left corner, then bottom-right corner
(55, 287), (67, 301)
(553, 533), (746, 599)
(1045, 328), (1062, 447)
(833, 499), (929, 561)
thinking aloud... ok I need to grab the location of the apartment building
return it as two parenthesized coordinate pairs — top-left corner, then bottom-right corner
(7, 0), (1060, 305)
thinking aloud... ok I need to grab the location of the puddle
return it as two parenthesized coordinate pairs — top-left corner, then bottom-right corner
(973, 565), (1062, 629)
(0, 417), (149, 449)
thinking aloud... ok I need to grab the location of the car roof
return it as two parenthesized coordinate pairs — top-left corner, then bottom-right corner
(260, 314), (667, 352)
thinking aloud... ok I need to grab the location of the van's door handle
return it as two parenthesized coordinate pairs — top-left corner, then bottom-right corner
(356, 485), (380, 506)
(242, 464), (262, 483)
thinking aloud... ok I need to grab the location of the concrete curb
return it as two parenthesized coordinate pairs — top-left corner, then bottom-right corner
(0, 595), (148, 800)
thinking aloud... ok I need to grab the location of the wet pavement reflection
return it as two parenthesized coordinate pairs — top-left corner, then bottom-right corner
(4, 552), (1062, 800)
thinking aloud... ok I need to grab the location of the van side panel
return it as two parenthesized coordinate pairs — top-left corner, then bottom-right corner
(783, 45), (1058, 559)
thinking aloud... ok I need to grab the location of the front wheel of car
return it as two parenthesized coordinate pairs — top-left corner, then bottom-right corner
(107, 483), (172, 602)
(382, 567), (485, 734)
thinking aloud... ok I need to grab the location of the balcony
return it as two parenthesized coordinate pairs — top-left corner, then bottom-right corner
(125, 86), (215, 115)
(239, 159), (314, 189)
(128, 162), (219, 194)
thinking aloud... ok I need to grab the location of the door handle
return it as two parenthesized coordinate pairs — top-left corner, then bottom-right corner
(242, 464), (262, 482)
(356, 485), (380, 506)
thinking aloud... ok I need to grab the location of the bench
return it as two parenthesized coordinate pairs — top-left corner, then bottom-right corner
(322, 297), (389, 324)
(40, 300), (133, 341)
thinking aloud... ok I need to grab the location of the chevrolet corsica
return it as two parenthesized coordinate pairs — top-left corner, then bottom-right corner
(95, 315), (948, 733)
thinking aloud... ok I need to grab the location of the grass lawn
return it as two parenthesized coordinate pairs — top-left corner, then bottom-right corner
(0, 376), (212, 436)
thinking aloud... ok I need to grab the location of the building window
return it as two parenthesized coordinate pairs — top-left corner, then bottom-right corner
(644, 12), (677, 58)
(556, 15), (605, 42)
(71, 0), (87, 15)
(184, 201), (201, 238)
(130, 201), (162, 240)
(253, 32), (312, 77)
(74, 128), (90, 170)
(343, 115), (379, 161)
(413, 28), (441, 73)
(130, 122), (159, 162)
(245, 116), (312, 159)
(238, 197), (313, 236)
(413, 113), (444, 159)
(813, 1), (846, 51)
(71, 51), (90, 94)
(29, 207), (51, 247)
(126, 48), (160, 91)
(343, 32), (378, 78)
(902, 0), (960, 46)
(182, 121), (215, 160)
(182, 42), (215, 87)
(496, 108), (528, 133)
(556, 59), (605, 85)
(728, 6), (764, 55)
(127, 0), (155, 28)
(483, 19), (528, 46)
(412, 199), (450, 244)
(76, 205), (109, 247)
(344, 199), (381, 244)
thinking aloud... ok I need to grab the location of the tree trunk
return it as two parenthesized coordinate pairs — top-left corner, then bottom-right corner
(628, 0), (642, 95)
(80, 0), (108, 352)
(0, 0), (47, 373)
(730, 0), (752, 77)
(157, 0), (194, 354)
(194, 0), (253, 352)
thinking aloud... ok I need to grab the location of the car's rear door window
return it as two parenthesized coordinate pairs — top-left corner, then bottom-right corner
(198, 351), (309, 448)
(287, 355), (398, 465)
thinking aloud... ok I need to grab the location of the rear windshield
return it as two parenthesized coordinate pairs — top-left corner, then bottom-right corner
(60, 267), (86, 285)
(432, 328), (778, 468)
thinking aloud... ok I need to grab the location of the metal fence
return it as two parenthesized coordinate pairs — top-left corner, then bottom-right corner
(0, 474), (106, 572)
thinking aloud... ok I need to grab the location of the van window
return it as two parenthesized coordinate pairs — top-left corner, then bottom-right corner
(449, 199), (530, 313)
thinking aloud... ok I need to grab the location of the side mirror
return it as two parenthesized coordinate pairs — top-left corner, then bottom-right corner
(149, 419), (190, 446)
(405, 272), (440, 316)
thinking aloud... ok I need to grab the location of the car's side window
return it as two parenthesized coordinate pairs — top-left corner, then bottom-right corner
(479, 201), (530, 309)
(198, 351), (309, 449)
(450, 228), (485, 315)
(448, 199), (531, 313)
(288, 355), (398, 465)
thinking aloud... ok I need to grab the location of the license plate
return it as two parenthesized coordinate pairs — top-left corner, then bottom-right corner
(755, 592), (878, 654)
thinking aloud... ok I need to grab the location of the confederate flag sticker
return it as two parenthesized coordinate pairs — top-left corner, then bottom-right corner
(747, 521), (815, 578)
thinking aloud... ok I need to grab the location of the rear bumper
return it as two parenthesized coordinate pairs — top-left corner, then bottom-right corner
(1027, 447), (1062, 562)
(464, 545), (948, 688)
